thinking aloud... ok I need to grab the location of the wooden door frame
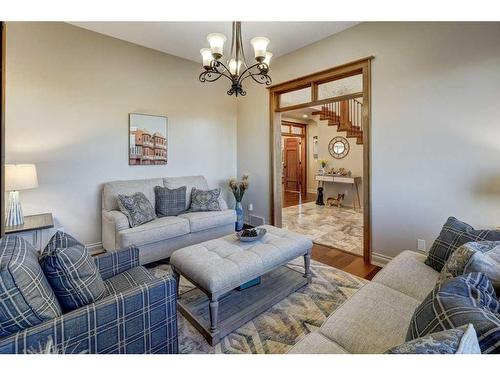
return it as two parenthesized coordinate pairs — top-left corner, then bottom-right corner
(281, 120), (307, 196)
(268, 57), (373, 262)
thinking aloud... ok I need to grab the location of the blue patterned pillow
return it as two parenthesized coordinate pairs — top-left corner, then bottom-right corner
(190, 188), (221, 212)
(387, 324), (480, 354)
(154, 185), (186, 217)
(40, 232), (107, 312)
(0, 236), (61, 337)
(407, 272), (500, 353)
(117, 192), (156, 227)
(425, 217), (500, 271)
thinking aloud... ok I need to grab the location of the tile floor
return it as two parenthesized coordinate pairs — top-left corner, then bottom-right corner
(282, 201), (363, 256)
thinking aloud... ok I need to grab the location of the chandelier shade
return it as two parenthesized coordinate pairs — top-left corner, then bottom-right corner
(199, 22), (272, 97)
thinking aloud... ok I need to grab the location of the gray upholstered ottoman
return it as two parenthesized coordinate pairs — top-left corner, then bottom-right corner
(170, 225), (313, 345)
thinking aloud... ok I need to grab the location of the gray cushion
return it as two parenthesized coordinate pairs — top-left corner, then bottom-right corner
(178, 210), (236, 233)
(118, 192), (156, 227)
(189, 188), (221, 212)
(372, 251), (439, 301)
(439, 241), (500, 291)
(407, 272), (500, 354)
(103, 266), (156, 295)
(154, 185), (186, 217)
(118, 216), (190, 247)
(0, 236), (61, 337)
(170, 225), (312, 294)
(425, 217), (500, 272)
(386, 324), (480, 354)
(40, 231), (107, 312)
(319, 282), (421, 353)
(102, 178), (163, 212)
(163, 176), (209, 210)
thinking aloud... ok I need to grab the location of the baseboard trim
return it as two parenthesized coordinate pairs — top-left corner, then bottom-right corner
(371, 252), (392, 268)
(86, 242), (105, 256)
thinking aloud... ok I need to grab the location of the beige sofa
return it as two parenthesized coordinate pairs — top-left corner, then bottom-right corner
(102, 176), (236, 265)
(290, 250), (439, 353)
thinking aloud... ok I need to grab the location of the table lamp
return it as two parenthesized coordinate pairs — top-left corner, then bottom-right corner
(5, 164), (39, 226)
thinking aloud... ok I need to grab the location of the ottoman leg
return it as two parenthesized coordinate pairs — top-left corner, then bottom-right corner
(209, 297), (219, 333)
(304, 252), (312, 282)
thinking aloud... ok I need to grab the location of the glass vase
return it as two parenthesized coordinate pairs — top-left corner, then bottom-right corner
(235, 201), (244, 231)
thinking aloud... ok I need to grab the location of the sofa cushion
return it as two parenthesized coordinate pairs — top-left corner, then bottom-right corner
(425, 217), (500, 272)
(118, 192), (156, 227)
(439, 241), (500, 291)
(103, 266), (156, 295)
(0, 236), (62, 337)
(179, 209), (236, 233)
(386, 324), (480, 354)
(190, 188), (221, 212)
(102, 178), (163, 212)
(40, 232), (107, 312)
(319, 282), (421, 353)
(372, 251), (439, 301)
(407, 272), (500, 354)
(288, 331), (348, 354)
(163, 176), (209, 210)
(154, 185), (186, 217)
(118, 216), (190, 247)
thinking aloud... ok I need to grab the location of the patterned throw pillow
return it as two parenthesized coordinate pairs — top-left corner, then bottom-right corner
(154, 185), (186, 217)
(0, 236), (62, 337)
(387, 324), (480, 354)
(407, 272), (500, 354)
(439, 241), (500, 291)
(40, 231), (107, 312)
(425, 217), (500, 272)
(117, 192), (156, 227)
(190, 187), (221, 212)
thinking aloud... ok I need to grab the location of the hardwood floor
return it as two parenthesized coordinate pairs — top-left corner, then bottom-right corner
(282, 190), (316, 208)
(311, 243), (381, 280)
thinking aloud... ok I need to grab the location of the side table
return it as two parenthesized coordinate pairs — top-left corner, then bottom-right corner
(5, 213), (55, 251)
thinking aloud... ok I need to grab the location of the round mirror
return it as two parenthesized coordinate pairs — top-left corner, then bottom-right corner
(328, 136), (349, 159)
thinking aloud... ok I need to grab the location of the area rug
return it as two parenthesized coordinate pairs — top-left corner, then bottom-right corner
(149, 257), (366, 354)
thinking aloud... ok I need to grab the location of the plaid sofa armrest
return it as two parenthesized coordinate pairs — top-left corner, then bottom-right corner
(0, 274), (178, 354)
(94, 246), (140, 280)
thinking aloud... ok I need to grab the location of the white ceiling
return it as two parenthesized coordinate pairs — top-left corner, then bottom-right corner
(69, 22), (359, 63)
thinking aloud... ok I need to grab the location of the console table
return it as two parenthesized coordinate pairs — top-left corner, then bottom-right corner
(316, 174), (362, 209)
(5, 213), (55, 251)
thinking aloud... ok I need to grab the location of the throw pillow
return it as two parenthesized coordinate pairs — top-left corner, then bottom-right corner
(425, 217), (500, 272)
(387, 324), (480, 354)
(407, 272), (500, 354)
(154, 185), (186, 217)
(0, 236), (61, 337)
(190, 187), (222, 212)
(117, 192), (156, 227)
(439, 241), (500, 291)
(40, 231), (107, 312)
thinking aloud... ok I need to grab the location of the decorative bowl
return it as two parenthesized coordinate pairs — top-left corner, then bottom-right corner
(236, 227), (267, 242)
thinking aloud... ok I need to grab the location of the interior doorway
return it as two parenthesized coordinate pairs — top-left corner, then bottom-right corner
(268, 57), (372, 262)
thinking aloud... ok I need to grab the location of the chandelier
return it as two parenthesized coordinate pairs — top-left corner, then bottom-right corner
(199, 22), (272, 97)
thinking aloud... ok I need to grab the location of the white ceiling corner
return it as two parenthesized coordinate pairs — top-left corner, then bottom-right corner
(69, 21), (360, 63)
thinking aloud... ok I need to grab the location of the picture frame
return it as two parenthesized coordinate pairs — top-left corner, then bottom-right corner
(129, 113), (168, 165)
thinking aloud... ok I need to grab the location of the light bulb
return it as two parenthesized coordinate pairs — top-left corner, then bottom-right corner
(207, 33), (226, 59)
(228, 58), (242, 76)
(251, 37), (270, 61)
(263, 52), (273, 66)
(200, 48), (213, 69)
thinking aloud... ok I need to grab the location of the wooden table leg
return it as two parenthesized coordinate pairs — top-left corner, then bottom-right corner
(304, 252), (312, 282)
(354, 182), (361, 210)
(209, 297), (219, 333)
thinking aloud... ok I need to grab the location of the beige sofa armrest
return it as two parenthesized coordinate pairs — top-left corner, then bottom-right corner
(102, 210), (130, 251)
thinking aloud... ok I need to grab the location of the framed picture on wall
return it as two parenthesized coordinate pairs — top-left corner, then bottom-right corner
(129, 113), (168, 165)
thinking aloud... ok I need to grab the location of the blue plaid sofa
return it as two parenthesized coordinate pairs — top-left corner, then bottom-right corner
(0, 241), (178, 354)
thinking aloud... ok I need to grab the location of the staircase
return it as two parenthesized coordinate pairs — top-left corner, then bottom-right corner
(312, 98), (363, 144)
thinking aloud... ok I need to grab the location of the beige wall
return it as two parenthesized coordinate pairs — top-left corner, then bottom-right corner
(5, 22), (237, 246)
(237, 22), (500, 259)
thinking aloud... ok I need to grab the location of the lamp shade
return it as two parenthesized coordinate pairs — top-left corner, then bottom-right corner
(5, 164), (39, 191)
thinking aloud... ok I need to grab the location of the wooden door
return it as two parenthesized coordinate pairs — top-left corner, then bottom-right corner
(283, 137), (301, 193)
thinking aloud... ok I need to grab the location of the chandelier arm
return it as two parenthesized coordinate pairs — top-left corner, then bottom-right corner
(237, 63), (271, 86)
(211, 60), (236, 82)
